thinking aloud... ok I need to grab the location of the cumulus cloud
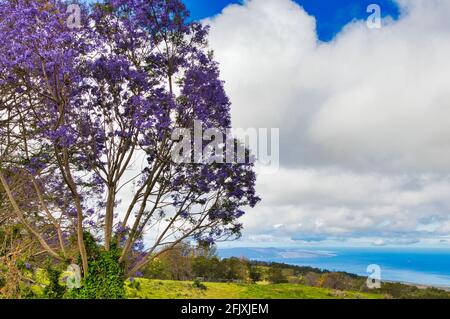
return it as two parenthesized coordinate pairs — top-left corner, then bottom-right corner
(205, 0), (450, 246)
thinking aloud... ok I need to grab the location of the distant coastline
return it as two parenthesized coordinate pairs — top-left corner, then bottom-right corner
(218, 247), (450, 289)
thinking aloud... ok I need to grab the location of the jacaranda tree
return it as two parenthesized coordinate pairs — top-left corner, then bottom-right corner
(0, 0), (259, 291)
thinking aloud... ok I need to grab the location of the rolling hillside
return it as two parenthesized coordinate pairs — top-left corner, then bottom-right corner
(125, 278), (384, 299)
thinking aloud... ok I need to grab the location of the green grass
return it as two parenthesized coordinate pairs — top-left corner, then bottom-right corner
(125, 279), (384, 299)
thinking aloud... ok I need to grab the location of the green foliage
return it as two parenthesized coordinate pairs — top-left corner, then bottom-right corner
(43, 266), (66, 299)
(19, 285), (37, 299)
(318, 272), (358, 290)
(144, 258), (171, 280)
(191, 256), (224, 280)
(127, 278), (141, 291)
(222, 257), (248, 281)
(67, 233), (125, 299)
(70, 249), (125, 299)
(268, 266), (288, 284)
(192, 279), (207, 290)
(379, 282), (450, 299)
(248, 265), (262, 283)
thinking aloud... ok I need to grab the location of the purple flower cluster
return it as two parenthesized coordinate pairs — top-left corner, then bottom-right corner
(0, 0), (260, 264)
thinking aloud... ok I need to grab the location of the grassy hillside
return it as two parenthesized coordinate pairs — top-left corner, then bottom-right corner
(125, 278), (384, 299)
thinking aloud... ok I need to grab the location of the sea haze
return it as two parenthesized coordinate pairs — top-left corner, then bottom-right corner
(218, 247), (450, 288)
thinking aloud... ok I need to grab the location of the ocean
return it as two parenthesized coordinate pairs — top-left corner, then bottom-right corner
(218, 247), (450, 287)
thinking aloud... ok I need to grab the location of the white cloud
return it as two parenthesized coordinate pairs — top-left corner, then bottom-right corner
(372, 238), (420, 246)
(206, 0), (450, 246)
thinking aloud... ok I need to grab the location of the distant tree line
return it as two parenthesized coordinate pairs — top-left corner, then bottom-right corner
(141, 243), (450, 299)
(143, 243), (252, 283)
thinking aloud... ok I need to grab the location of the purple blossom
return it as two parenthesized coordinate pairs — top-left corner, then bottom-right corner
(0, 0), (260, 273)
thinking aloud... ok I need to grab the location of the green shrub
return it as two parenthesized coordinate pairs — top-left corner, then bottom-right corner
(127, 278), (141, 291)
(268, 266), (288, 284)
(248, 265), (262, 283)
(19, 285), (37, 299)
(43, 267), (66, 299)
(192, 279), (207, 290)
(69, 249), (125, 299)
(66, 233), (125, 299)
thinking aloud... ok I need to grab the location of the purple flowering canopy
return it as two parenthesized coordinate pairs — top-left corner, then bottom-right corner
(0, 0), (259, 276)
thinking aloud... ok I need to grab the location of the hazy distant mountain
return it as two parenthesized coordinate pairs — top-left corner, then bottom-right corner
(218, 247), (336, 259)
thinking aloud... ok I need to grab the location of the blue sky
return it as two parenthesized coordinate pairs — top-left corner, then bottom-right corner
(183, 0), (400, 41)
